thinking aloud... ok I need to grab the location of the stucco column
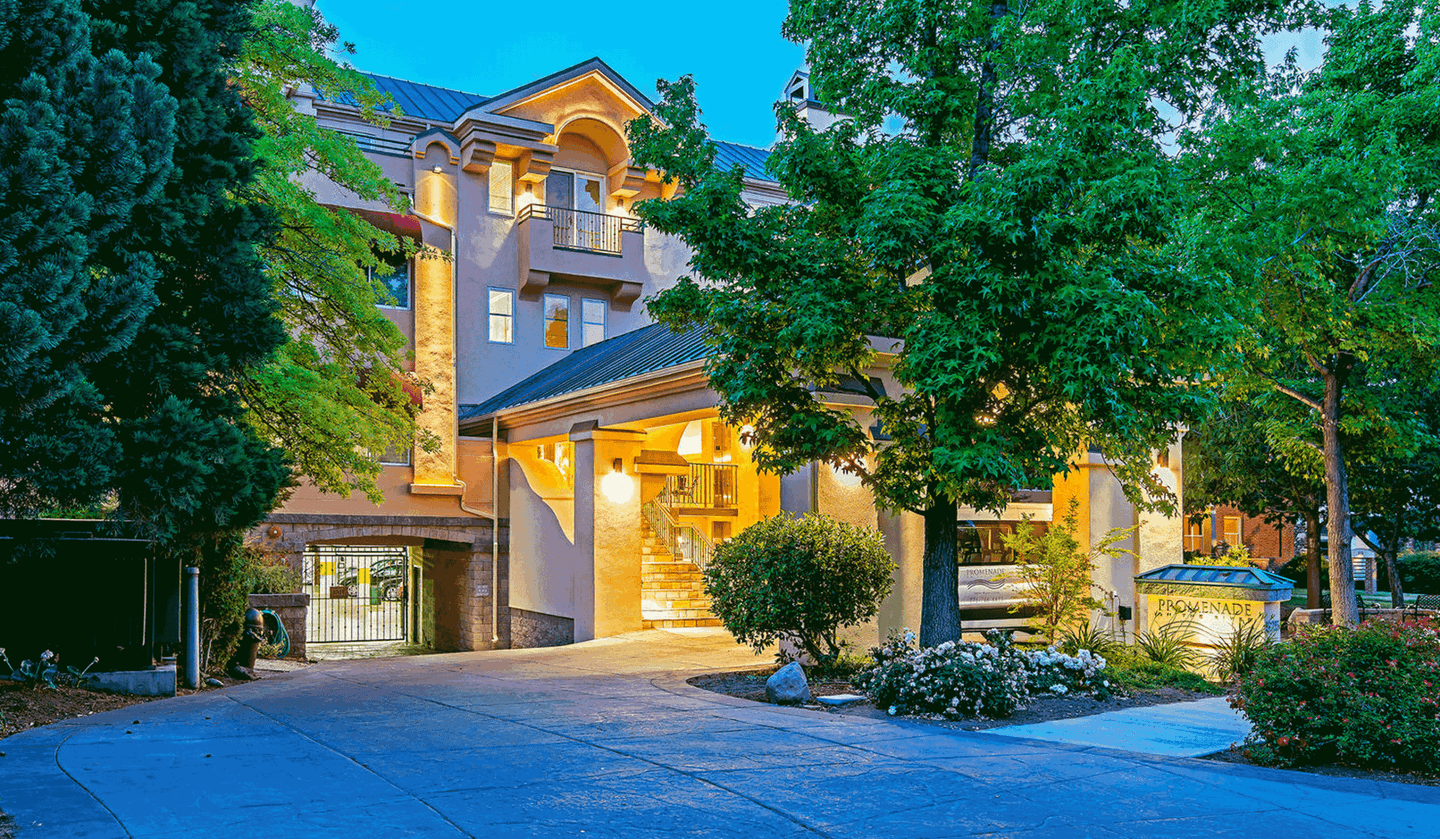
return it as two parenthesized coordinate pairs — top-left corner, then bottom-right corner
(411, 155), (458, 486)
(569, 422), (647, 641)
(1136, 439), (1184, 576)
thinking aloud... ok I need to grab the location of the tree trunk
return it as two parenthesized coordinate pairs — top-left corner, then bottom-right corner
(1304, 508), (1322, 610)
(1385, 547), (1405, 608)
(920, 493), (962, 646)
(967, 0), (1007, 179)
(1321, 372), (1360, 626)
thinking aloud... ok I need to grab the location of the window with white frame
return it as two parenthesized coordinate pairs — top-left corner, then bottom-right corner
(489, 160), (513, 215)
(581, 298), (606, 346)
(543, 293), (569, 349)
(488, 288), (514, 344)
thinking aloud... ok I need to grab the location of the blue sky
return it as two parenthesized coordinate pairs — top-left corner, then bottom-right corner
(318, 1), (1326, 151)
(318, 0), (805, 149)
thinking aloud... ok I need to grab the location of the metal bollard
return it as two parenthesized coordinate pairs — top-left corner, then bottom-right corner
(238, 607), (265, 670)
(184, 566), (200, 689)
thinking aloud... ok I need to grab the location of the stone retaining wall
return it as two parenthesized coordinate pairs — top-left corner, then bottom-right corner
(510, 608), (574, 648)
(250, 593), (310, 659)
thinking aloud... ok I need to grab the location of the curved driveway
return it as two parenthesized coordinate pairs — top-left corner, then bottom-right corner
(2, 629), (1437, 838)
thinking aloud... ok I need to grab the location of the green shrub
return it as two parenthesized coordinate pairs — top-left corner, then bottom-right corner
(1134, 621), (1202, 671)
(704, 513), (894, 667)
(1106, 656), (1219, 693)
(1231, 620), (1440, 768)
(197, 536), (298, 673)
(1278, 552), (1326, 587)
(1057, 621), (1121, 659)
(1209, 620), (1271, 684)
(1397, 552), (1440, 595)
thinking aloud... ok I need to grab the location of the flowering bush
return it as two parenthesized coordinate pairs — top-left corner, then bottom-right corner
(1026, 646), (1110, 697)
(853, 630), (1111, 718)
(1230, 619), (1440, 768)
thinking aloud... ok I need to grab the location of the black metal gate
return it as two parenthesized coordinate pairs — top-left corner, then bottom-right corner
(302, 545), (410, 643)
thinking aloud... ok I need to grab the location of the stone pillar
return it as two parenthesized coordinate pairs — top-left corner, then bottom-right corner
(569, 422), (647, 641)
(411, 146), (458, 486)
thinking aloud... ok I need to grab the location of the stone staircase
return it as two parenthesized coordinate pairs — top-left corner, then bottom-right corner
(640, 519), (722, 629)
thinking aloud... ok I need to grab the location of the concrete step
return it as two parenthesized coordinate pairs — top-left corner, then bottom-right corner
(642, 617), (725, 629)
(641, 606), (718, 620)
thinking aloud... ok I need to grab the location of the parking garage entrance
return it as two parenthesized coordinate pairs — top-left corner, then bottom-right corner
(303, 545), (414, 643)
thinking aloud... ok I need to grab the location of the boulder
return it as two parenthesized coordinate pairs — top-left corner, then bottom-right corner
(765, 661), (811, 705)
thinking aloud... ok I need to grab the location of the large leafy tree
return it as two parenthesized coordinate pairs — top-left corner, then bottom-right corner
(1185, 0), (1440, 625)
(1351, 369), (1440, 606)
(235, 0), (434, 503)
(0, 0), (176, 515)
(1184, 394), (1326, 605)
(630, 0), (1287, 645)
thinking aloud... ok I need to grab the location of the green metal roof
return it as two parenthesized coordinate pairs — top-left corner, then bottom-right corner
(714, 141), (775, 182)
(459, 323), (712, 429)
(1135, 564), (1295, 592)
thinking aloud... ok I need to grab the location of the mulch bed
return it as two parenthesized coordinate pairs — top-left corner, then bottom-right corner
(1204, 745), (1440, 787)
(687, 667), (1217, 731)
(690, 668), (1440, 787)
(0, 680), (167, 740)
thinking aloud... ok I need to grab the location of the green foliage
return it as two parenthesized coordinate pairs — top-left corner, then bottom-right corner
(855, 630), (1033, 719)
(629, 0), (1283, 644)
(1397, 553), (1440, 596)
(1190, 544), (1255, 568)
(1231, 620), (1440, 768)
(235, 1), (438, 502)
(1, 0), (295, 548)
(1103, 650), (1220, 694)
(198, 536), (293, 672)
(1279, 552), (1326, 587)
(0, 0), (176, 515)
(1209, 619), (1272, 684)
(856, 629), (1112, 718)
(703, 514), (895, 667)
(1184, 0), (1440, 625)
(1133, 622), (1202, 671)
(1003, 498), (1132, 643)
(1057, 622), (1121, 660)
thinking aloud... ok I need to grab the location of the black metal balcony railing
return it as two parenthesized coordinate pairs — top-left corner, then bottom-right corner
(518, 204), (642, 255)
(662, 463), (739, 510)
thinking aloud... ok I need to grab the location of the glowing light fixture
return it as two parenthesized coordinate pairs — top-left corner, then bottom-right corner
(432, 164), (443, 173)
(830, 462), (863, 488)
(600, 457), (634, 504)
(739, 424), (756, 449)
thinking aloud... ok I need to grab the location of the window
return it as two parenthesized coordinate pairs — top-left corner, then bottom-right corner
(488, 288), (514, 344)
(957, 520), (1050, 565)
(1183, 517), (1207, 553)
(1223, 516), (1243, 547)
(545, 168), (607, 250)
(489, 160), (513, 215)
(581, 298), (606, 346)
(370, 252), (410, 309)
(543, 294), (569, 348)
(379, 443), (411, 466)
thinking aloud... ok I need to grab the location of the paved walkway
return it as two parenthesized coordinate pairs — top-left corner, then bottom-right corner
(988, 696), (1252, 757)
(2, 629), (1437, 838)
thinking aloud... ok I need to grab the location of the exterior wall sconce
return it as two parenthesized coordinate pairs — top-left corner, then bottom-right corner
(829, 461), (863, 488)
(432, 164), (443, 173)
(600, 457), (634, 503)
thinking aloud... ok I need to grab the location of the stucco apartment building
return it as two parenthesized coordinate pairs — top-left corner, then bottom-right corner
(254, 53), (1193, 653)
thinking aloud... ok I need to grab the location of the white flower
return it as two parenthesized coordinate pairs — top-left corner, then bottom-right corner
(1050, 684), (1069, 695)
(888, 705), (898, 715)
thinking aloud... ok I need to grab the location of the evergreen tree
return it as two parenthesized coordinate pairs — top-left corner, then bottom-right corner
(80, 0), (290, 547)
(0, 0), (176, 515)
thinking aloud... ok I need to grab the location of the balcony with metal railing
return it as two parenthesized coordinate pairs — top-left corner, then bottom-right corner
(517, 204), (646, 305)
(661, 463), (739, 516)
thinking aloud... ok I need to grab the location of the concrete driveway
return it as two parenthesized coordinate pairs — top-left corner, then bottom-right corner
(2, 629), (1436, 838)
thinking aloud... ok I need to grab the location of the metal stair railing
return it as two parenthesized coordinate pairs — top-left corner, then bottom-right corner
(642, 499), (716, 572)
